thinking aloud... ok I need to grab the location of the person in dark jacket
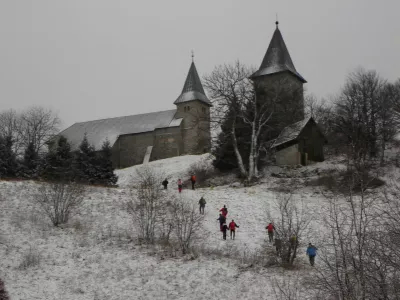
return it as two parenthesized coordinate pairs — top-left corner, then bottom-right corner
(229, 220), (239, 239)
(217, 214), (226, 231)
(266, 222), (276, 243)
(306, 243), (318, 266)
(190, 174), (196, 190)
(221, 222), (229, 240)
(162, 179), (168, 189)
(274, 238), (282, 256)
(199, 197), (206, 214)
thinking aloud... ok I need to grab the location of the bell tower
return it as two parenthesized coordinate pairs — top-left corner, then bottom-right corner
(174, 55), (212, 154)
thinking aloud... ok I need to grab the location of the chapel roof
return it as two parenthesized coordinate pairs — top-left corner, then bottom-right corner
(271, 117), (313, 148)
(174, 61), (211, 106)
(59, 109), (181, 151)
(250, 22), (306, 83)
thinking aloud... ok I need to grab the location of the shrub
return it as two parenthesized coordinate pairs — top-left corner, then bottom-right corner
(171, 197), (203, 254)
(34, 182), (85, 226)
(187, 155), (215, 186)
(18, 246), (41, 269)
(0, 278), (9, 300)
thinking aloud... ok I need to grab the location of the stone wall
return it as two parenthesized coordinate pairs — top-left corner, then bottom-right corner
(174, 100), (211, 154)
(152, 126), (183, 161)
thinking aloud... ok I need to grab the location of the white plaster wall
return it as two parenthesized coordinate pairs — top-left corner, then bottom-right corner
(275, 143), (300, 165)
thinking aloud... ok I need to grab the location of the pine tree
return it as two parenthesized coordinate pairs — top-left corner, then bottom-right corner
(23, 141), (39, 177)
(96, 139), (118, 185)
(75, 134), (95, 183)
(42, 136), (74, 181)
(0, 136), (18, 178)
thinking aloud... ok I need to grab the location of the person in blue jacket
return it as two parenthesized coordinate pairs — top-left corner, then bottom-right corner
(306, 243), (318, 266)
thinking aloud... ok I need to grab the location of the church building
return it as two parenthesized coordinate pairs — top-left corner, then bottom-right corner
(59, 60), (212, 169)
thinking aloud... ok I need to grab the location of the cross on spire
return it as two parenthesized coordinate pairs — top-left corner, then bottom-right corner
(191, 50), (194, 62)
(276, 14), (279, 27)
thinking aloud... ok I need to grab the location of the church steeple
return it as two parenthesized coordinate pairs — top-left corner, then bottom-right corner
(174, 58), (211, 106)
(250, 22), (306, 83)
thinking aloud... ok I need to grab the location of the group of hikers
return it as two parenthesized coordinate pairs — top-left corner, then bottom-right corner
(162, 174), (197, 192)
(161, 175), (318, 266)
(265, 222), (318, 266)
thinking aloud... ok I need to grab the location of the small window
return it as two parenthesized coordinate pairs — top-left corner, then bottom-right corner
(184, 107), (187, 112)
(187, 106), (190, 111)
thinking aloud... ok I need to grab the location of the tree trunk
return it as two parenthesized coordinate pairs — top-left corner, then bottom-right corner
(231, 124), (247, 178)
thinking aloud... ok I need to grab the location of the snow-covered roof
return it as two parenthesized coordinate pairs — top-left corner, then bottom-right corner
(271, 117), (312, 148)
(59, 109), (178, 151)
(174, 61), (211, 106)
(250, 23), (306, 83)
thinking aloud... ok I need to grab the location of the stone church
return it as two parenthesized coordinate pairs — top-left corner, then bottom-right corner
(60, 21), (325, 168)
(60, 60), (212, 168)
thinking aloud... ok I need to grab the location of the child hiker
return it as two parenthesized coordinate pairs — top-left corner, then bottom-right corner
(229, 219), (239, 240)
(221, 222), (229, 240)
(162, 178), (168, 189)
(217, 214), (226, 231)
(177, 179), (183, 193)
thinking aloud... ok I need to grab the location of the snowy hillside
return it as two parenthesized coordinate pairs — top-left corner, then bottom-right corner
(0, 154), (344, 299)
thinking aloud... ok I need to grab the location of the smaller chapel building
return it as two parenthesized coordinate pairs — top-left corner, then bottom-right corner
(59, 61), (212, 169)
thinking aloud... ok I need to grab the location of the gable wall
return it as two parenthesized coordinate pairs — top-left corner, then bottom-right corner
(298, 121), (325, 162)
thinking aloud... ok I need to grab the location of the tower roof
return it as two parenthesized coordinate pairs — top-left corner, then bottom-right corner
(174, 61), (211, 106)
(250, 22), (306, 83)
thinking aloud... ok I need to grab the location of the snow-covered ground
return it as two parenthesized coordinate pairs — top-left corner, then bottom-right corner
(0, 155), (342, 299)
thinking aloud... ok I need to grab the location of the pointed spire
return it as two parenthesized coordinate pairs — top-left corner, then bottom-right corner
(174, 59), (211, 106)
(250, 21), (306, 83)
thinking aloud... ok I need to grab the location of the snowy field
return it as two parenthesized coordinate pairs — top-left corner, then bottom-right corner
(0, 155), (340, 299)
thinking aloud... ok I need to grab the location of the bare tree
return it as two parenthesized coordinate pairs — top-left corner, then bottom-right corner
(34, 182), (85, 226)
(0, 109), (24, 155)
(204, 61), (300, 181)
(19, 106), (61, 154)
(127, 166), (170, 243)
(171, 197), (203, 254)
(269, 192), (311, 266)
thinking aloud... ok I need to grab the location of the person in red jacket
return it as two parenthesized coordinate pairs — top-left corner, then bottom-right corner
(229, 219), (239, 240)
(266, 222), (276, 243)
(220, 205), (228, 218)
(190, 174), (196, 190)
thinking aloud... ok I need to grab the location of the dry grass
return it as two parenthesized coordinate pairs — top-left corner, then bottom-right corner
(18, 246), (41, 269)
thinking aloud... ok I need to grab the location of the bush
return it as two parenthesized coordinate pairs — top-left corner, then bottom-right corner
(18, 246), (41, 269)
(0, 278), (9, 300)
(187, 155), (215, 186)
(171, 197), (203, 254)
(127, 166), (171, 243)
(34, 182), (85, 226)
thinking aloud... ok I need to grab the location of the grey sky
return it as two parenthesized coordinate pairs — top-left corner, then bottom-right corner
(0, 0), (399, 129)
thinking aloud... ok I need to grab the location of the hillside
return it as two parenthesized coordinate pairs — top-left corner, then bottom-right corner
(0, 155), (359, 299)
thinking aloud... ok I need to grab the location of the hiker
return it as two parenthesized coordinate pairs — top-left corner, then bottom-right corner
(199, 196), (206, 214)
(274, 238), (282, 256)
(220, 205), (228, 218)
(221, 222), (229, 240)
(162, 178), (168, 189)
(229, 219), (239, 240)
(306, 243), (318, 266)
(190, 174), (196, 190)
(177, 179), (183, 193)
(217, 214), (226, 231)
(266, 222), (275, 243)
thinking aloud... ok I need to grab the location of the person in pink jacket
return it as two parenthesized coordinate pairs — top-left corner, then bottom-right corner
(177, 179), (183, 193)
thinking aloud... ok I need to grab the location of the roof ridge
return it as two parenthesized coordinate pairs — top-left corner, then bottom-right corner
(70, 109), (177, 125)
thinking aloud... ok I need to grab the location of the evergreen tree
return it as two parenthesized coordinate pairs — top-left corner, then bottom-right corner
(23, 141), (39, 177)
(42, 136), (74, 181)
(75, 134), (97, 183)
(96, 139), (118, 185)
(0, 136), (18, 177)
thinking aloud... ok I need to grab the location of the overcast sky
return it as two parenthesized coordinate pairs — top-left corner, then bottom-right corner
(0, 0), (399, 129)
